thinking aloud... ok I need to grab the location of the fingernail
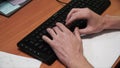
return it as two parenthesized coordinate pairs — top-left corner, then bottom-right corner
(42, 35), (45, 39)
(76, 27), (79, 30)
(47, 28), (51, 30)
(47, 28), (51, 31)
(56, 22), (60, 24)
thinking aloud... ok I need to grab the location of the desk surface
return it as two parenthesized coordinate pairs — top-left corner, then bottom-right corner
(0, 0), (120, 68)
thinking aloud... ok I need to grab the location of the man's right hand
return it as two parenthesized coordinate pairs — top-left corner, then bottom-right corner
(66, 8), (106, 34)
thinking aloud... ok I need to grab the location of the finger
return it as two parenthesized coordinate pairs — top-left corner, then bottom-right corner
(56, 23), (70, 32)
(66, 8), (91, 25)
(74, 27), (81, 41)
(42, 35), (58, 49)
(53, 26), (62, 34)
(66, 8), (80, 23)
(51, 47), (66, 61)
(79, 26), (93, 34)
(67, 11), (90, 24)
(47, 28), (56, 37)
(42, 35), (53, 45)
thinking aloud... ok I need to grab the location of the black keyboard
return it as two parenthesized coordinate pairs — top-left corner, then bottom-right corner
(17, 0), (111, 65)
(0, 0), (5, 3)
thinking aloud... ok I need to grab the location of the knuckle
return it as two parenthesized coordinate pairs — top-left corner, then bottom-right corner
(57, 22), (62, 26)
(82, 8), (91, 16)
(53, 26), (57, 30)
(71, 8), (79, 11)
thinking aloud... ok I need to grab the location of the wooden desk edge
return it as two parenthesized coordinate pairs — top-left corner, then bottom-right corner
(112, 56), (120, 68)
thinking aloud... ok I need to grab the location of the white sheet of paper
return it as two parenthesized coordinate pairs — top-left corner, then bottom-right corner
(0, 51), (41, 68)
(83, 30), (120, 68)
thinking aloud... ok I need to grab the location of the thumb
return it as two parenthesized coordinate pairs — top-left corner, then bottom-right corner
(79, 27), (92, 34)
(74, 27), (81, 41)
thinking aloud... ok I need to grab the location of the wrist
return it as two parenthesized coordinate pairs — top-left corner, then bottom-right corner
(103, 15), (120, 29)
(102, 15), (111, 30)
(67, 55), (93, 68)
(67, 54), (82, 68)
